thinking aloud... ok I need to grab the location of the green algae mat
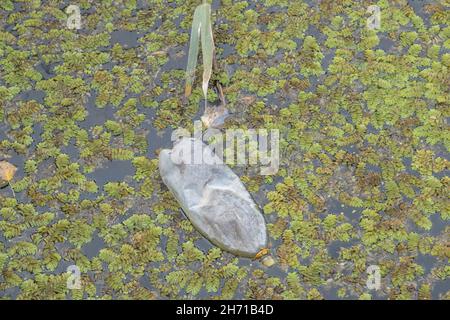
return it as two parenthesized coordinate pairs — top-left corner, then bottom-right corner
(0, 0), (449, 300)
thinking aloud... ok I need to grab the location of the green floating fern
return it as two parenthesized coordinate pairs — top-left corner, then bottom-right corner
(185, 1), (214, 100)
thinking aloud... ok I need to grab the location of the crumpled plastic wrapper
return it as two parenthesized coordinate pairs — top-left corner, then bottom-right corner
(159, 138), (268, 258)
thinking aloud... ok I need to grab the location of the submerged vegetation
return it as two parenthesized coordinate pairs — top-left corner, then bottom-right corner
(0, 0), (449, 300)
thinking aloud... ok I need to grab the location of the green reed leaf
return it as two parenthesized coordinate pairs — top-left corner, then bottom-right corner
(185, 3), (214, 99)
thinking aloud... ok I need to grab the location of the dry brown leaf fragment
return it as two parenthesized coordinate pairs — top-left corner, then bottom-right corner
(0, 161), (17, 183)
(201, 105), (230, 128)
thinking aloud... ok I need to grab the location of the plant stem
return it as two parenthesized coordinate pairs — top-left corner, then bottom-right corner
(213, 55), (226, 106)
(8, 181), (16, 199)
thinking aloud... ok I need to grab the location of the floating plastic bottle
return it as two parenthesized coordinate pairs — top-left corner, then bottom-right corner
(159, 137), (274, 266)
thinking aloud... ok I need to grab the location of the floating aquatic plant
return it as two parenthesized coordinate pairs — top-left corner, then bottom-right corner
(0, 0), (448, 300)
